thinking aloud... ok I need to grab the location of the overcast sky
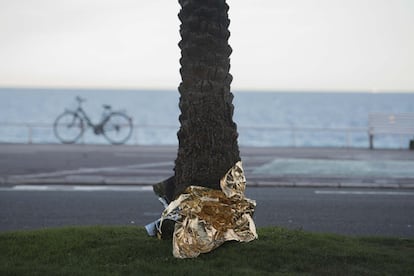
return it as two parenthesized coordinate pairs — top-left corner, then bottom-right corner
(1, 0), (413, 92)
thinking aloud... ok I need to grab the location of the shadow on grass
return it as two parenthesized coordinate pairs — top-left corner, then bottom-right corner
(1, 226), (413, 275)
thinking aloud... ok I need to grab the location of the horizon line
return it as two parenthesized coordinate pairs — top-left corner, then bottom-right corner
(1, 86), (414, 94)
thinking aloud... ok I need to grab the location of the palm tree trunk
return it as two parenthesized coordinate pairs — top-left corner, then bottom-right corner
(173, 0), (240, 198)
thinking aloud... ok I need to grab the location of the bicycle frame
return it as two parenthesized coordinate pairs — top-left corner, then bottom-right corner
(67, 106), (110, 135)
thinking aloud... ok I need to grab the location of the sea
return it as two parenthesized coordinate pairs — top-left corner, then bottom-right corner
(1, 88), (414, 149)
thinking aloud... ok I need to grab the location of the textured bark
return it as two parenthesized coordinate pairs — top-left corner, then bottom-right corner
(174, 0), (240, 198)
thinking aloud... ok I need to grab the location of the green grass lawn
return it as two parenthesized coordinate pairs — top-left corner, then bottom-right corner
(1, 226), (413, 275)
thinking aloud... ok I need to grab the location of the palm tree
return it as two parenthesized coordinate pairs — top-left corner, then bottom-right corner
(172, 0), (240, 199)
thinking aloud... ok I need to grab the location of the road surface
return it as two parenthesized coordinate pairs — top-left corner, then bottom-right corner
(1, 144), (414, 188)
(1, 186), (413, 237)
(1, 144), (414, 237)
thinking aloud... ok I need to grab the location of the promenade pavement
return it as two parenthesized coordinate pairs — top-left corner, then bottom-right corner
(1, 143), (413, 189)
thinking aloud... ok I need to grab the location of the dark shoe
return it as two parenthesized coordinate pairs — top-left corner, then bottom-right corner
(159, 219), (175, 240)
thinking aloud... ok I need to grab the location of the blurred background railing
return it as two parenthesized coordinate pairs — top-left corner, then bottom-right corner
(1, 121), (412, 149)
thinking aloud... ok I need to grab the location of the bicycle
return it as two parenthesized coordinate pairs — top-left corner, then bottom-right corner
(54, 96), (133, 145)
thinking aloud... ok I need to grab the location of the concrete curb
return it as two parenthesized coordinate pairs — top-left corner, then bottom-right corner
(2, 177), (414, 189)
(2, 178), (155, 186)
(249, 182), (414, 189)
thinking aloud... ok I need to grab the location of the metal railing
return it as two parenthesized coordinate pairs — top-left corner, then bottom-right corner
(368, 113), (414, 149)
(0, 122), (51, 144)
(238, 125), (368, 148)
(0, 121), (411, 148)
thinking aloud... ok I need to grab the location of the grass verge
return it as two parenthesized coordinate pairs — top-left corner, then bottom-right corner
(1, 226), (413, 275)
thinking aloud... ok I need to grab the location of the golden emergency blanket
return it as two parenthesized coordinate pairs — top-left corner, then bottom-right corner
(159, 161), (258, 258)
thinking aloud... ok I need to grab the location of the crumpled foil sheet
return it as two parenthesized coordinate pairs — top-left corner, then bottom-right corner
(159, 161), (258, 258)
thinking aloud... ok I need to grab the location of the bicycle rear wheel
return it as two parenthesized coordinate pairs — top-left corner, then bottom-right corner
(103, 112), (133, 144)
(53, 111), (84, 144)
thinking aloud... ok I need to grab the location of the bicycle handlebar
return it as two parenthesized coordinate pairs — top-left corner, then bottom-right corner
(76, 96), (86, 104)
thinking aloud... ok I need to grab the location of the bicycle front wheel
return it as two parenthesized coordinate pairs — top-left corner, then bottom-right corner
(53, 111), (84, 144)
(103, 112), (133, 144)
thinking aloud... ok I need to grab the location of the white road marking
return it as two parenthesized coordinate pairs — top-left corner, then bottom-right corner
(315, 190), (414, 196)
(0, 185), (153, 192)
(7, 161), (174, 180)
(143, 212), (162, 217)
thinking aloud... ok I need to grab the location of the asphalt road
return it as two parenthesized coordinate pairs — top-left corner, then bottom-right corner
(2, 144), (414, 187)
(1, 186), (413, 237)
